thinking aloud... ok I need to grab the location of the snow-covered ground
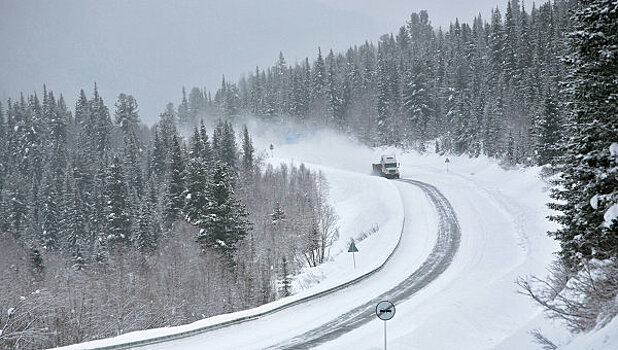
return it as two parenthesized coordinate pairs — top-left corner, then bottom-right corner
(257, 129), (616, 350)
(55, 128), (617, 349)
(261, 130), (559, 349)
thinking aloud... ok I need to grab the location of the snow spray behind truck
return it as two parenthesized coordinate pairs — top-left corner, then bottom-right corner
(372, 154), (400, 179)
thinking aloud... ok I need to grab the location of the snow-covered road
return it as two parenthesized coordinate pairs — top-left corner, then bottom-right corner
(267, 179), (461, 348)
(57, 130), (564, 349)
(63, 174), (452, 350)
(125, 178), (456, 350)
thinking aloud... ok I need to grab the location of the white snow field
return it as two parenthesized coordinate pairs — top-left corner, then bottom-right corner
(55, 129), (616, 349)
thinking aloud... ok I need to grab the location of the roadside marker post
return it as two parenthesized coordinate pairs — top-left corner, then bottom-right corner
(376, 301), (395, 350)
(445, 157), (450, 173)
(348, 241), (359, 269)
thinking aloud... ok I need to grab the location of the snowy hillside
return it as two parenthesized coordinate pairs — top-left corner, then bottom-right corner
(2, 0), (616, 348)
(52, 129), (616, 349)
(262, 129), (617, 349)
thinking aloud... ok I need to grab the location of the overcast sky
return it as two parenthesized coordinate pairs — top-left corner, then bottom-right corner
(0, 0), (507, 124)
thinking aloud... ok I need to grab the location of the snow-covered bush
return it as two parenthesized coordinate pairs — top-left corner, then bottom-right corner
(519, 258), (618, 333)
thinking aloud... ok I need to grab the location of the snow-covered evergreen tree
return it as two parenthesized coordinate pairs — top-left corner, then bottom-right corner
(535, 91), (562, 165)
(39, 167), (61, 250)
(241, 125), (254, 172)
(163, 134), (185, 229)
(135, 178), (160, 255)
(115, 94), (143, 199)
(91, 84), (112, 162)
(402, 61), (433, 145)
(196, 162), (250, 266)
(183, 154), (210, 228)
(62, 169), (87, 267)
(549, 0), (618, 267)
(177, 87), (190, 127)
(104, 155), (132, 250)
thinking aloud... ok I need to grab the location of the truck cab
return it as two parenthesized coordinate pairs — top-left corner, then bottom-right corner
(373, 155), (400, 179)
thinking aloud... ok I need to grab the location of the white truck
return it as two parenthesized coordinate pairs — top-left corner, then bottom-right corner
(372, 154), (400, 179)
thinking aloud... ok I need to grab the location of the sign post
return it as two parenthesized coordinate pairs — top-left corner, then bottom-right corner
(348, 241), (359, 269)
(376, 301), (395, 350)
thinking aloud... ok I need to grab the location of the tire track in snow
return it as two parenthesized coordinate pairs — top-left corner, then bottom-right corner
(267, 179), (461, 349)
(449, 171), (530, 255)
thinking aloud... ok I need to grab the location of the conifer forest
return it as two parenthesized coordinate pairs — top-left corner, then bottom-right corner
(1, 0), (617, 348)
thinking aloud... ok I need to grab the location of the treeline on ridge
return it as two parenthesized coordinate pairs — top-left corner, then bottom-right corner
(176, 0), (576, 166)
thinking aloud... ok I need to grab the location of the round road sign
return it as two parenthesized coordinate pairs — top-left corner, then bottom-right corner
(376, 301), (395, 321)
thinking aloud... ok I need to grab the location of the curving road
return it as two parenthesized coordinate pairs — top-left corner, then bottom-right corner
(267, 179), (461, 348)
(74, 178), (460, 350)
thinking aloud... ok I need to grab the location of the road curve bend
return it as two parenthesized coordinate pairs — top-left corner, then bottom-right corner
(77, 179), (460, 350)
(267, 179), (461, 348)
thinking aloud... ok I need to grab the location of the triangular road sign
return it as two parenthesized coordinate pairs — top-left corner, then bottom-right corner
(348, 241), (359, 253)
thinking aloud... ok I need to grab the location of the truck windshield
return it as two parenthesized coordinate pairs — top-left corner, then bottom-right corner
(384, 163), (397, 168)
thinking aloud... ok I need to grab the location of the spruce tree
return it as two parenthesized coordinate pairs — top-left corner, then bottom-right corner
(313, 48), (326, 98)
(280, 256), (292, 297)
(114, 93), (140, 135)
(39, 168), (61, 251)
(189, 126), (202, 160)
(301, 58), (312, 113)
(45, 90), (69, 177)
(483, 91), (503, 157)
(163, 134), (185, 229)
(27, 94), (47, 219)
(6, 173), (29, 242)
(91, 85), (112, 162)
(199, 120), (213, 163)
(250, 67), (264, 115)
(489, 8), (506, 77)
(92, 161), (109, 262)
(150, 129), (166, 179)
(115, 94), (143, 199)
(62, 169), (87, 265)
(196, 162), (250, 266)
(74, 89), (90, 129)
(536, 92), (562, 165)
(104, 155), (132, 250)
(135, 179), (160, 255)
(183, 154), (209, 227)
(549, 0), (618, 267)
(189, 87), (206, 121)
(213, 121), (237, 170)
(376, 48), (391, 144)
(402, 61), (433, 145)
(273, 52), (289, 114)
(504, 1), (519, 79)
(271, 201), (285, 225)
(177, 87), (190, 127)
(241, 125), (254, 172)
